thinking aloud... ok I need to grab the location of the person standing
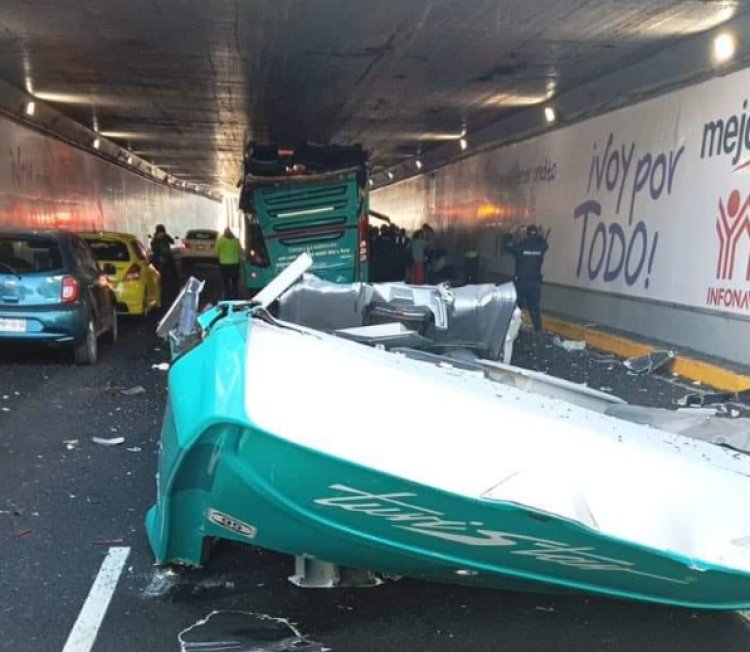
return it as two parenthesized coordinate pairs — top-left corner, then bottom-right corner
(409, 229), (426, 284)
(150, 224), (179, 310)
(215, 227), (243, 300)
(502, 224), (548, 332)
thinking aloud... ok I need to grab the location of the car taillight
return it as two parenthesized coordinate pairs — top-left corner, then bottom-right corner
(125, 264), (141, 281)
(358, 215), (369, 263)
(61, 276), (79, 304)
(183, 242), (191, 249)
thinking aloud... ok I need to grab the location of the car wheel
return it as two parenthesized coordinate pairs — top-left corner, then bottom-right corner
(105, 305), (118, 344)
(74, 316), (98, 365)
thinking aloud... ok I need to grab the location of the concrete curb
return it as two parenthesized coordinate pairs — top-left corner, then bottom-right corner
(539, 314), (750, 392)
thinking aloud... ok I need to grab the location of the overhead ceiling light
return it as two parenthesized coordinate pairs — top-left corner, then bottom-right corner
(25, 101), (35, 117)
(544, 106), (557, 123)
(459, 137), (468, 151)
(92, 137), (101, 149)
(387, 171), (394, 180)
(713, 31), (736, 63)
(415, 159), (423, 170)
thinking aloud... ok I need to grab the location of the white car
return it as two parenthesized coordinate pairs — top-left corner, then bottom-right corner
(180, 229), (218, 266)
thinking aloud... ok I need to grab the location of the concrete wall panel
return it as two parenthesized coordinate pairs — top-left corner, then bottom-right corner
(372, 65), (750, 365)
(0, 113), (222, 240)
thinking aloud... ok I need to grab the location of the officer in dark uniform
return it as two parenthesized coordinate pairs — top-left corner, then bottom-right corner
(502, 224), (548, 332)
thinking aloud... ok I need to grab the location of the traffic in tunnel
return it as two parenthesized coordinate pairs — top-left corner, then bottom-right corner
(4, 1), (750, 651)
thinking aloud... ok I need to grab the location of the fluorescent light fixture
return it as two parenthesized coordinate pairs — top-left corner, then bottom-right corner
(92, 137), (101, 149)
(544, 106), (557, 123)
(415, 159), (423, 170)
(25, 101), (35, 117)
(459, 137), (468, 151)
(713, 31), (736, 63)
(387, 171), (394, 180)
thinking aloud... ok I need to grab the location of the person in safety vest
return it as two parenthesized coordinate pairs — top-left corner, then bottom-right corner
(215, 227), (243, 300)
(502, 224), (548, 333)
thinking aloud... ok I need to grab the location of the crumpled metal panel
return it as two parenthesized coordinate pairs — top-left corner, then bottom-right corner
(278, 274), (518, 360)
(606, 405), (750, 454)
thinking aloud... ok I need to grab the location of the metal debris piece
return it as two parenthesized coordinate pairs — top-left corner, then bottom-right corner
(120, 385), (146, 396)
(676, 388), (750, 408)
(126, 446), (143, 453)
(279, 274), (519, 361)
(606, 404), (750, 453)
(92, 436), (125, 446)
(623, 350), (674, 375)
(151, 363), (170, 371)
(552, 336), (586, 352)
(142, 567), (180, 599)
(63, 439), (79, 451)
(334, 323), (432, 349)
(178, 610), (328, 652)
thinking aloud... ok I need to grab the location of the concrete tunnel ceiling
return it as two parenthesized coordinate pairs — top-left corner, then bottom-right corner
(0, 0), (746, 193)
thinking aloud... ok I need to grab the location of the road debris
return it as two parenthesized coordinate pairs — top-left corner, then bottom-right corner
(126, 446), (142, 453)
(63, 439), (79, 451)
(92, 436), (125, 446)
(623, 350), (674, 375)
(120, 385), (146, 396)
(13, 529), (32, 538)
(142, 567), (180, 599)
(178, 611), (328, 652)
(676, 388), (750, 408)
(552, 336), (586, 352)
(151, 362), (170, 371)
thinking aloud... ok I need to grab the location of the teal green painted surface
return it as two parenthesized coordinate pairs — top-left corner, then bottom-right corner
(147, 313), (750, 609)
(244, 171), (369, 290)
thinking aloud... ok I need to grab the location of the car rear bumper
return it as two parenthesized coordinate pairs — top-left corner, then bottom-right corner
(0, 304), (87, 344)
(114, 281), (146, 315)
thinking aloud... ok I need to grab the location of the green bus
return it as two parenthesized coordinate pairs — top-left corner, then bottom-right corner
(242, 155), (370, 292)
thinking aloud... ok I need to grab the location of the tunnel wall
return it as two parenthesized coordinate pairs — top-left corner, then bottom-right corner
(372, 64), (750, 365)
(0, 112), (222, 242)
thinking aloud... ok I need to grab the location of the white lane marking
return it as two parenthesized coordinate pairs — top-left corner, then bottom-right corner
(62, 546), (130, 652)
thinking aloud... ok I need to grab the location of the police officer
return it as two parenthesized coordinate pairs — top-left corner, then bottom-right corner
(502, 224), (548, 333)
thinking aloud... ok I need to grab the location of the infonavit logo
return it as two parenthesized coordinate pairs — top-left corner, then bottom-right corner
(715, 189), (750, 281)
(706, 188), (750, 311)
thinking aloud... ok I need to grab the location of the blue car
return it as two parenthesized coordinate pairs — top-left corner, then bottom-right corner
(0, 230), (118, 364)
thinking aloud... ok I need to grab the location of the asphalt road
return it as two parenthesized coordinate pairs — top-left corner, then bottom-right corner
(2, 270), (750, 651)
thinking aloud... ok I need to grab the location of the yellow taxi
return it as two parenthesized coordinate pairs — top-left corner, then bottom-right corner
(79, 231), (161, 316)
